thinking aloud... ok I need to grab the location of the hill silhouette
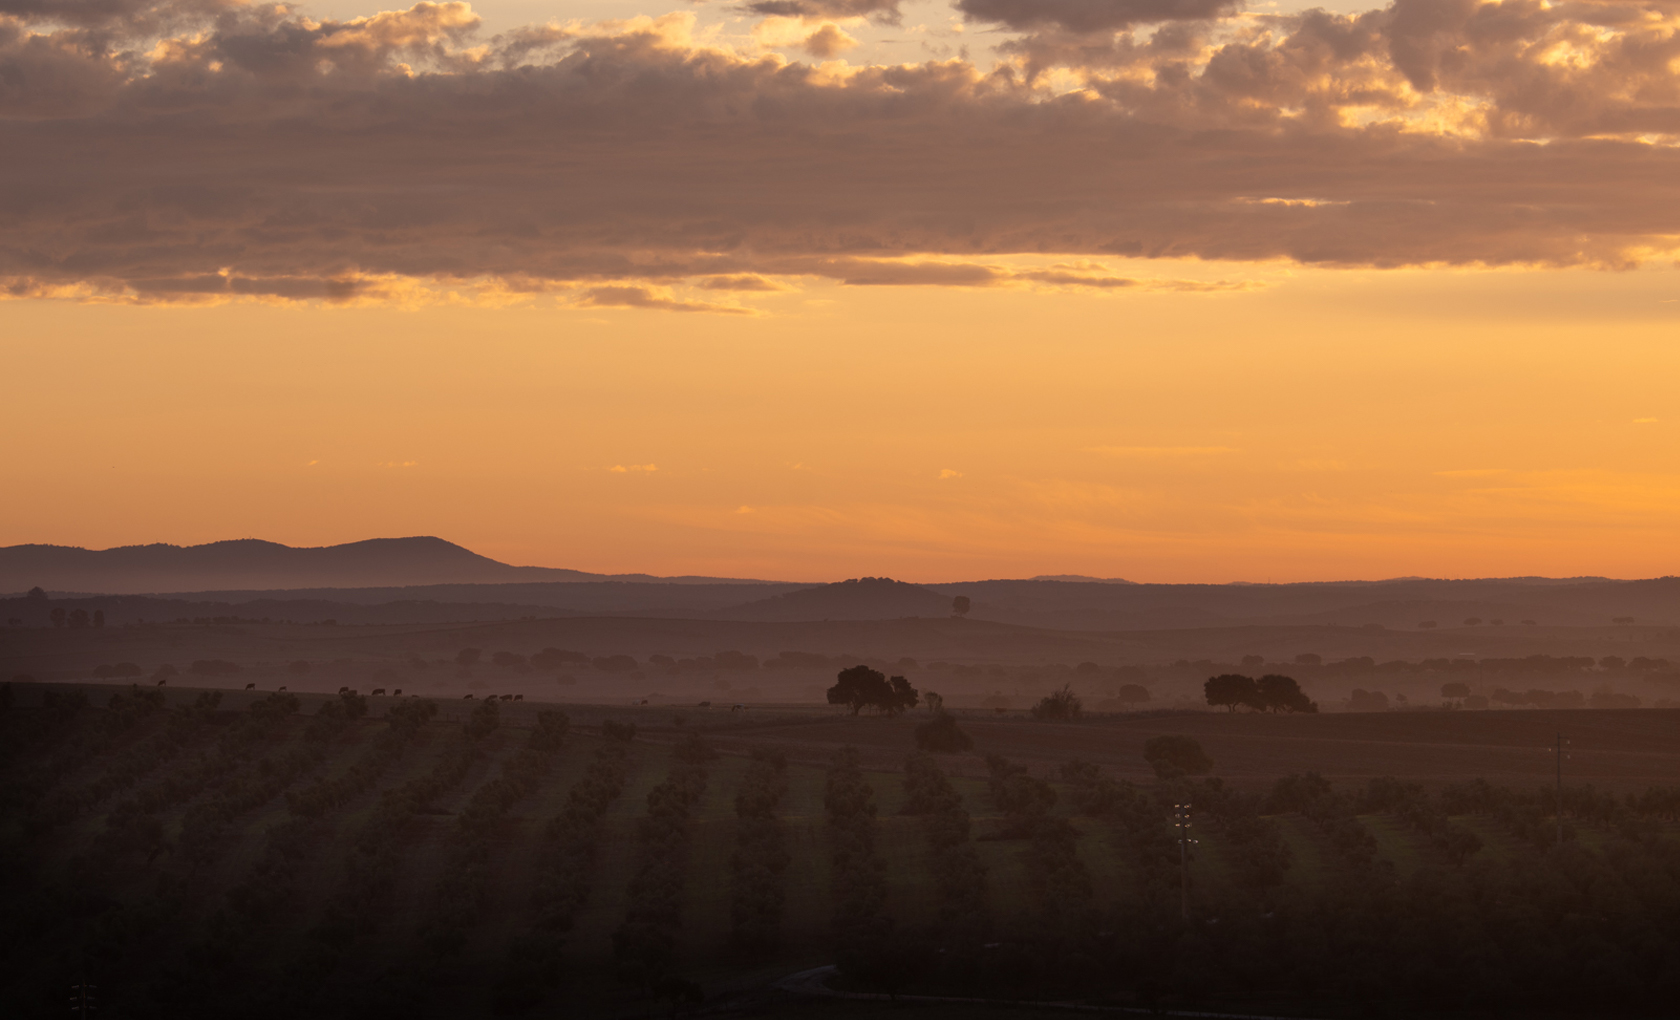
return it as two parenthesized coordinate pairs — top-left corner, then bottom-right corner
(0, 537), (782, 595)
(718, 576), (955, 621)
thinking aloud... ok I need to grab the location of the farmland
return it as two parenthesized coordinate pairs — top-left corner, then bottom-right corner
(4, 679), (1680, 1017)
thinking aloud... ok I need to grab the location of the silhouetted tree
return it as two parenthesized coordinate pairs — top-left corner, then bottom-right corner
(952, 596), (970, 618)
(1256, 674), (1317, 713)
(50, 608), (65, 628)
(1441, 682), (1471, 699)
(1204, 673), (1259, 711)
(69, 609), (90, 629)
(826, 665), (918, 715)
(1240, 654), (1265, 668)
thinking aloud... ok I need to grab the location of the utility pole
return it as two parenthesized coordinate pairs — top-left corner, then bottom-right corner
(1173, 802), (1197, 921)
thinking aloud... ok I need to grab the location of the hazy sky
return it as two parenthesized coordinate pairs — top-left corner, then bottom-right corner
(3, 0), (1678, 582)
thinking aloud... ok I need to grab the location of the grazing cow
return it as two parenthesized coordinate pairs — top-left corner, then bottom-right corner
(393, 688), (402, 696)
(278, 686), (287, 692)
(338, 686), (349, 695)
(371, 688), (386, 696)
(464, 694), (474, 699)
(732, 704), (746, 712)
(514, 694), (524, 701)
(501, 693), (514, 701)
(639, 699), (648, 705)
(156, 679), (167, 686)
(245, 682), (256, 690)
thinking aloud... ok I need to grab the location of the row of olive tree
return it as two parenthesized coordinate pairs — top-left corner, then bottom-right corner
(611, 735), (715, 1007)
(730, 747), (791, 956)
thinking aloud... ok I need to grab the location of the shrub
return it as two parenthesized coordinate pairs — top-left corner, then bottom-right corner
(915, 712), (972, 752)
(1030, 683), (1082, 721)
(1143, 734), (1212, 778)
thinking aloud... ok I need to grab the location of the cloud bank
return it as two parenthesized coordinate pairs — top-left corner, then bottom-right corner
(3, 0), (1679, 304)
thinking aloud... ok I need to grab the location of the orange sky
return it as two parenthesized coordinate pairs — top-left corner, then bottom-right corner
(4, 0), (1679, 582)
(6, 261), (1678, 582)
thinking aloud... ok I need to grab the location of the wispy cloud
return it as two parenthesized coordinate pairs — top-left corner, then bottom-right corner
(610, 464), (659, 473)
(1087, 446), (1238, 458)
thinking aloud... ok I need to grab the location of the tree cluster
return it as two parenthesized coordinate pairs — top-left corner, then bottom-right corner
(226, 698), (437, 928)
(425, 711), (569, 957)
(286, 694), (407, 817)
(999, 756), (1093, 925)
(310, 699), (501, 963)
(1359, 776), (1483, 865)
(95, 692), (230, 861)
(612, 736), (715, 990)
(498, 740), (632, 1014)
(902, 752), (988, 944)
(1264, 772), (1380, 870)
(729, 747), (790, 956)
(1058, 759), (1180, 900)
(826, 665), (918, 715)
(825, 746), (897, 985)
(174, 693), (312, 868)
(1204, 673), (1318, 713)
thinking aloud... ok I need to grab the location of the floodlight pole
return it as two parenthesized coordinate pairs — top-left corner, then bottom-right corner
(1174, 803), (1196, 922)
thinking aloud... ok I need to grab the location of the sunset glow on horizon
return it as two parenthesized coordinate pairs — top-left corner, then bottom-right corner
(4, 0), (1679, 583)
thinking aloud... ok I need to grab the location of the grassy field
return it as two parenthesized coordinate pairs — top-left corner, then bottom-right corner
(3, 683), (1678, 1018)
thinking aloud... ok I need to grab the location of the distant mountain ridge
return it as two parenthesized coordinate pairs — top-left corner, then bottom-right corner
(0, 538), (787, 595)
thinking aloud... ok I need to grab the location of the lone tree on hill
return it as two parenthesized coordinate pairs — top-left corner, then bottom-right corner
(827, 665), (919, 715)
(952, 596), (970, 618)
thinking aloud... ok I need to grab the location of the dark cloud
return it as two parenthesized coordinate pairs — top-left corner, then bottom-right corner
(955, 0), (1239, 33)
(3, 1), (1680, 304)
(739, 0), (900, 23)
